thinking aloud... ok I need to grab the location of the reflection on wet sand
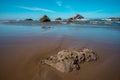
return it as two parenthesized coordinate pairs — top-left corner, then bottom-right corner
(0, 23), (120, 80)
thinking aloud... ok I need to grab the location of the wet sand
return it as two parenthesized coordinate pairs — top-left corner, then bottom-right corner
(0, 35), (120, 80)
(0, 23), (120, 80)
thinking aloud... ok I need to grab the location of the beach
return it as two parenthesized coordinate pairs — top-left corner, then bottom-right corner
(0, 22), (120, 80)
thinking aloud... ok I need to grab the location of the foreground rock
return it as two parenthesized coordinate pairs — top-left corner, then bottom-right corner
(41, 48), (98, 73)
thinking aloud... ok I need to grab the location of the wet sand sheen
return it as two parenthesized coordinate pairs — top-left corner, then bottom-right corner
(0, 23), (120, 80)
(0, 35), (120, 80)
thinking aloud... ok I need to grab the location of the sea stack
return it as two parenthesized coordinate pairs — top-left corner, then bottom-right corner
(67, 14), (84, 22)
(39, 15), (51, 22)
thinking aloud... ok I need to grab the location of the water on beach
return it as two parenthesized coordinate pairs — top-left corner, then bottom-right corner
(0, 22), (120, 80)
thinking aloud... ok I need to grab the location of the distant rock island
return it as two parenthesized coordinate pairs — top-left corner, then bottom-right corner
(39, 15), (51, 22)
(106, 17), (120, 21)
(2, 14), (120, 26)
(55, 17), (62, 22)
(67, 14), (84, 22)
(41, 48), (98, 73)
(24, 18), (33, 21)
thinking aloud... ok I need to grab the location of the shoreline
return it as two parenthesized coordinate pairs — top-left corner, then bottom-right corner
(0, 23), (120, 80)
(1, 20), (120, 27)
(0, 35), (120, 80)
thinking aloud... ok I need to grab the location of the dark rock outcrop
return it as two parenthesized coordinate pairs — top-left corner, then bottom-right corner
(67, 14), (84, 22)
(24, 18), (33, 21)
(107, 17), (120, 21)
(73, 14), (84, 20)
(67, 18), (73, 22)
(55, 17), (62, 21)
(39, 15), (51, 22)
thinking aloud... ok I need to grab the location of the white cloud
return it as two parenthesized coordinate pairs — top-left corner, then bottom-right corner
(56, 1), (62, 6)
(18, 6), (56, 13)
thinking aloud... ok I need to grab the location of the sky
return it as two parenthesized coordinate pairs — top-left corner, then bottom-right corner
(0, 0), (120, 20)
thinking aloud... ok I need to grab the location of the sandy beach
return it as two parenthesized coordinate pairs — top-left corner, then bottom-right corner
(0, 23), (120, 80)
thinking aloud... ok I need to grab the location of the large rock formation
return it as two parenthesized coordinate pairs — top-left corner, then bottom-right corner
(67, 14), (84, 22)
(73, 14), (84, 20)
(39, 15), (51, 22)
(67, 18), (73, 22)
(41, 48), (98, 73)
(55, 17), (62, 21)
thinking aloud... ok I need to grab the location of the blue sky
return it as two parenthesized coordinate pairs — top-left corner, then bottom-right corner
(0, 0), (120, 20)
